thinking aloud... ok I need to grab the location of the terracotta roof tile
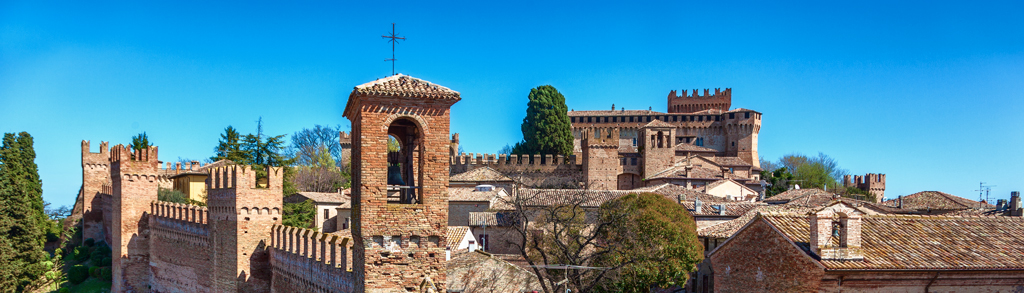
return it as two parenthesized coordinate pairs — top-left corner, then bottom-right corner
(712, 157), (752, 167)
(352, 74), (460, 100)
(643, 119), (675, 128)
(568, 110), (665, 116)
(762, 214), (1024, 270)
(446, 226), (469, 248)
(698, 205), (815, 238)
(674, 143), (718, 152)
(448, 187), (504, 202)
(450, 167), (514, 182)
(286, 191), (349, 206)
(446, 250), (542, 292)
(883, 191), (995, 210)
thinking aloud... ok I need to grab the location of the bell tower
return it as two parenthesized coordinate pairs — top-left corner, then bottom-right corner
(344, 74), (460, 292)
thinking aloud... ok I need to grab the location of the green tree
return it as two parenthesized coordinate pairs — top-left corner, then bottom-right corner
(513, 85), (574, 156)
(238, 118), (296, 194)
(211, 126), (246, 162)
(595, 193), (704, 292)
(131, 132), (151, 151)
(761, 167), (795, 198)
(282, 200), (316, 228)
(0, 132), (48, 291)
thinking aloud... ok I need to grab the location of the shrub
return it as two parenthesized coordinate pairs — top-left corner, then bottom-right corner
(59, 288), (70, 293)
(84, 238), (95, 247)
(89, 266), (99, 278)
(100, 267), (112, 282)
(68, 265), (89, 285)
(95, 242), (111, 255)
(73, 246), (90, 262)
(101, 257), (112, 266)
(91, 251), (105, 264)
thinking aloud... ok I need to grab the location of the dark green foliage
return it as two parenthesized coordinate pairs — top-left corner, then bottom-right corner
(761, 167), (795, 198)
(131, 132), (151, 151)
(99, 267), (112, 282)
(211, 126), (247, 163)
(74, 246), (90, 261)
(90, 250), (105, 264)
(512, 85), (574, 156)
(68, 265), (89, 285)
(0, 132), (48, 291)
(595, 193), (704, 292)
(282, 199), (315, 228)
(59, 287), (70, 293)
(84, 238), (95, 247)
(158, 188), (189, 204)
(100, 257), (111, 266)
(89, 266), (99, 278)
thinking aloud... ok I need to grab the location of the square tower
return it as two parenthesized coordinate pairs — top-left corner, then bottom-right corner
(640, 120), (676, 179)
(343, 74), (460, 292)
(207, 165), (282, 292)
(80, 140), (110, 244)
(109, 144), (159, 293)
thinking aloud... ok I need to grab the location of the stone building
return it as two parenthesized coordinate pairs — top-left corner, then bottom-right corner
(70, 74), (469, 292)
(285, 190), (349, 233)
(708, 200), (1024, 292)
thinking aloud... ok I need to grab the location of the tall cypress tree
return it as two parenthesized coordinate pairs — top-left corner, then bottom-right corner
(514, 85), (574, 156)
(0, 132), (47, 291)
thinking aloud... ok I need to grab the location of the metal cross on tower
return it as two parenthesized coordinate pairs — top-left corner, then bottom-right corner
(382, 23), (405, 76)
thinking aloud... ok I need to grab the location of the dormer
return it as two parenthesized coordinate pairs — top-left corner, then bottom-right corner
(809, 200), (865, 261)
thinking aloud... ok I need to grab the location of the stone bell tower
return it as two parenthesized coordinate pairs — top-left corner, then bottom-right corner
(343, 74), (460, 292)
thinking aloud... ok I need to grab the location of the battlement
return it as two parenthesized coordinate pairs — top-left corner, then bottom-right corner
(152, 201), (209, 224)
(844, 173), (887, 202)
(451, 153), (580, 166)
(451, 133), (460, 144)
(270, 225), (351, 268)
(339, 131), (352, 145)
(667, 88), (732, 113)
(82, 140), (110, 165)
(163, 161), (206, 173)
(582, 127), (620, 146)
(110, 144), (160, 166)
(668, 88), (732, 99)
(208, 165), (284, 191)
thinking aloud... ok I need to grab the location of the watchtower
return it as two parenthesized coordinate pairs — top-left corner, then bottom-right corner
(109, 144), (159, 292)
(582, 127), (620, 190)
(640, 120), (676, 179)
(81, 140), (110, 244)
(344, 74), (460, 292)
(208, 165), (282, 292)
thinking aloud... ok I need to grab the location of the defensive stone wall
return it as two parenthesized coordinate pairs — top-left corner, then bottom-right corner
(667, 88), (732, 113)
(149, 201), (214, 292)
(451, 153), (584, 188)
(269, 225), (355, 293)
(81, 140), (110, 243)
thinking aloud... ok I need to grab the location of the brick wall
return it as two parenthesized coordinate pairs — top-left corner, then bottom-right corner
(208, 165), (282, 293)
(269, 225), (355, 293)
(148, 201), (213, 292)
(81, 140), (110, 244)
(667, 88), (731, 113)
(710, 217), (824, 292)
(348, 90), (456, 292)
(110, 145), (160, 292)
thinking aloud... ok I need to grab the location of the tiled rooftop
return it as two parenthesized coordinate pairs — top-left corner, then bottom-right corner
(446, 251), (542, 292)
(762, 213), (1024, 270)
(352, 74), (460, 100)
(286, 191), (349, 206)
(882, 191), (995, 210)
(448, 187), (504, 202)
(446, 226), (470, 248)
(567, 109), (665, 116)
(643, 119), (675, 128)
(450, 166), (513, 182)
(712, 157), (752, 167)
(698, 205), (814, 238)
(674, 143), (718, 152)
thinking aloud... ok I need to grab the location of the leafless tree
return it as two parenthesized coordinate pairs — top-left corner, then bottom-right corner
(292, 165), (343, 193)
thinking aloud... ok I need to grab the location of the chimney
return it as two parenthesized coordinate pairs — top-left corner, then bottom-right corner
(694, 198), (702, 214)
(898, 195), (903, 209)
(612, 104), (615, 111)
(718, 205), (726, 215)
(809, 204), (864, 260)
(1011, 191), (1022, 216)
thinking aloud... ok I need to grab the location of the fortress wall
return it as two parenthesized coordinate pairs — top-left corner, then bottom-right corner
(451, 153), (584, 188)
(269, 225), (355, 293)
(148, 201), (214, 292)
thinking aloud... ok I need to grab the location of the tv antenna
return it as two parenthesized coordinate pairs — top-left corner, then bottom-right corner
(382, 23), (405, 76)
(976, 182), (995, 206)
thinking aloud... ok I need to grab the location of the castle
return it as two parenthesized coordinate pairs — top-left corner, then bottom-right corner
(74, 74), (457, 292)
(71, 74), (889, 292)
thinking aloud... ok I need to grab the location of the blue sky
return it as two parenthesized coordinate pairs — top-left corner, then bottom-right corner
(2, 0), (1022, 207)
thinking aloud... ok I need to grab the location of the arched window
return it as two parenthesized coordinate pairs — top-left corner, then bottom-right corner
(387, 118), (422, 204)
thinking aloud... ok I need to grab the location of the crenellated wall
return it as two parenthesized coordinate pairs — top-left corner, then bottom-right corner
(81, 140), (110, 244)
(667, 88), (732, 113)
(149, 201), (214, 292)
(269, 225), (355, 293)
(109, 144), (160, 293)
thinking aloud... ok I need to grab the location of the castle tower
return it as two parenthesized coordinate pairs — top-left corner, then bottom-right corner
(340, 131), (353, 169)
(640, 120), (676, 179)
(110, 144), (159, 292)
(343, 74), (460, 292)
(81, 140), (110, 244)
(582, 127), (620, 190)
(208, 165), (282, 292)
(667, 88), (732, 113)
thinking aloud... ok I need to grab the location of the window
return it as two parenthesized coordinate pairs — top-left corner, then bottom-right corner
(630, 158), (637, 165)
(571, 117), (575, 123)
(690, 116), (695, 121)
(587, 117), (592, 123)
(632, 138), (637, 146)
(745, 112), (750, 119)
(715, 116), (720, 121)
(646, 116), (651, 122)
(729, 113), (735, 119)
(731, 141), (735, 146)
(612, 117), (616, 122)
(629, 117), (634, 122)
(698, 116), (703, 122)
(324, 209), (329, 220)
(673, 116), (678, 122)
(621, 158), (627, 165)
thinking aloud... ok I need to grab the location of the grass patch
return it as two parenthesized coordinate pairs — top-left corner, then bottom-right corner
(65, 277), (110, 293)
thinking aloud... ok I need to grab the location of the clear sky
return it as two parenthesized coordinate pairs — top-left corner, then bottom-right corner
(2, 0), (1022, 208)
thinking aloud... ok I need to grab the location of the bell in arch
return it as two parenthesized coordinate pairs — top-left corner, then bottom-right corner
(387, 164), (406, 186)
